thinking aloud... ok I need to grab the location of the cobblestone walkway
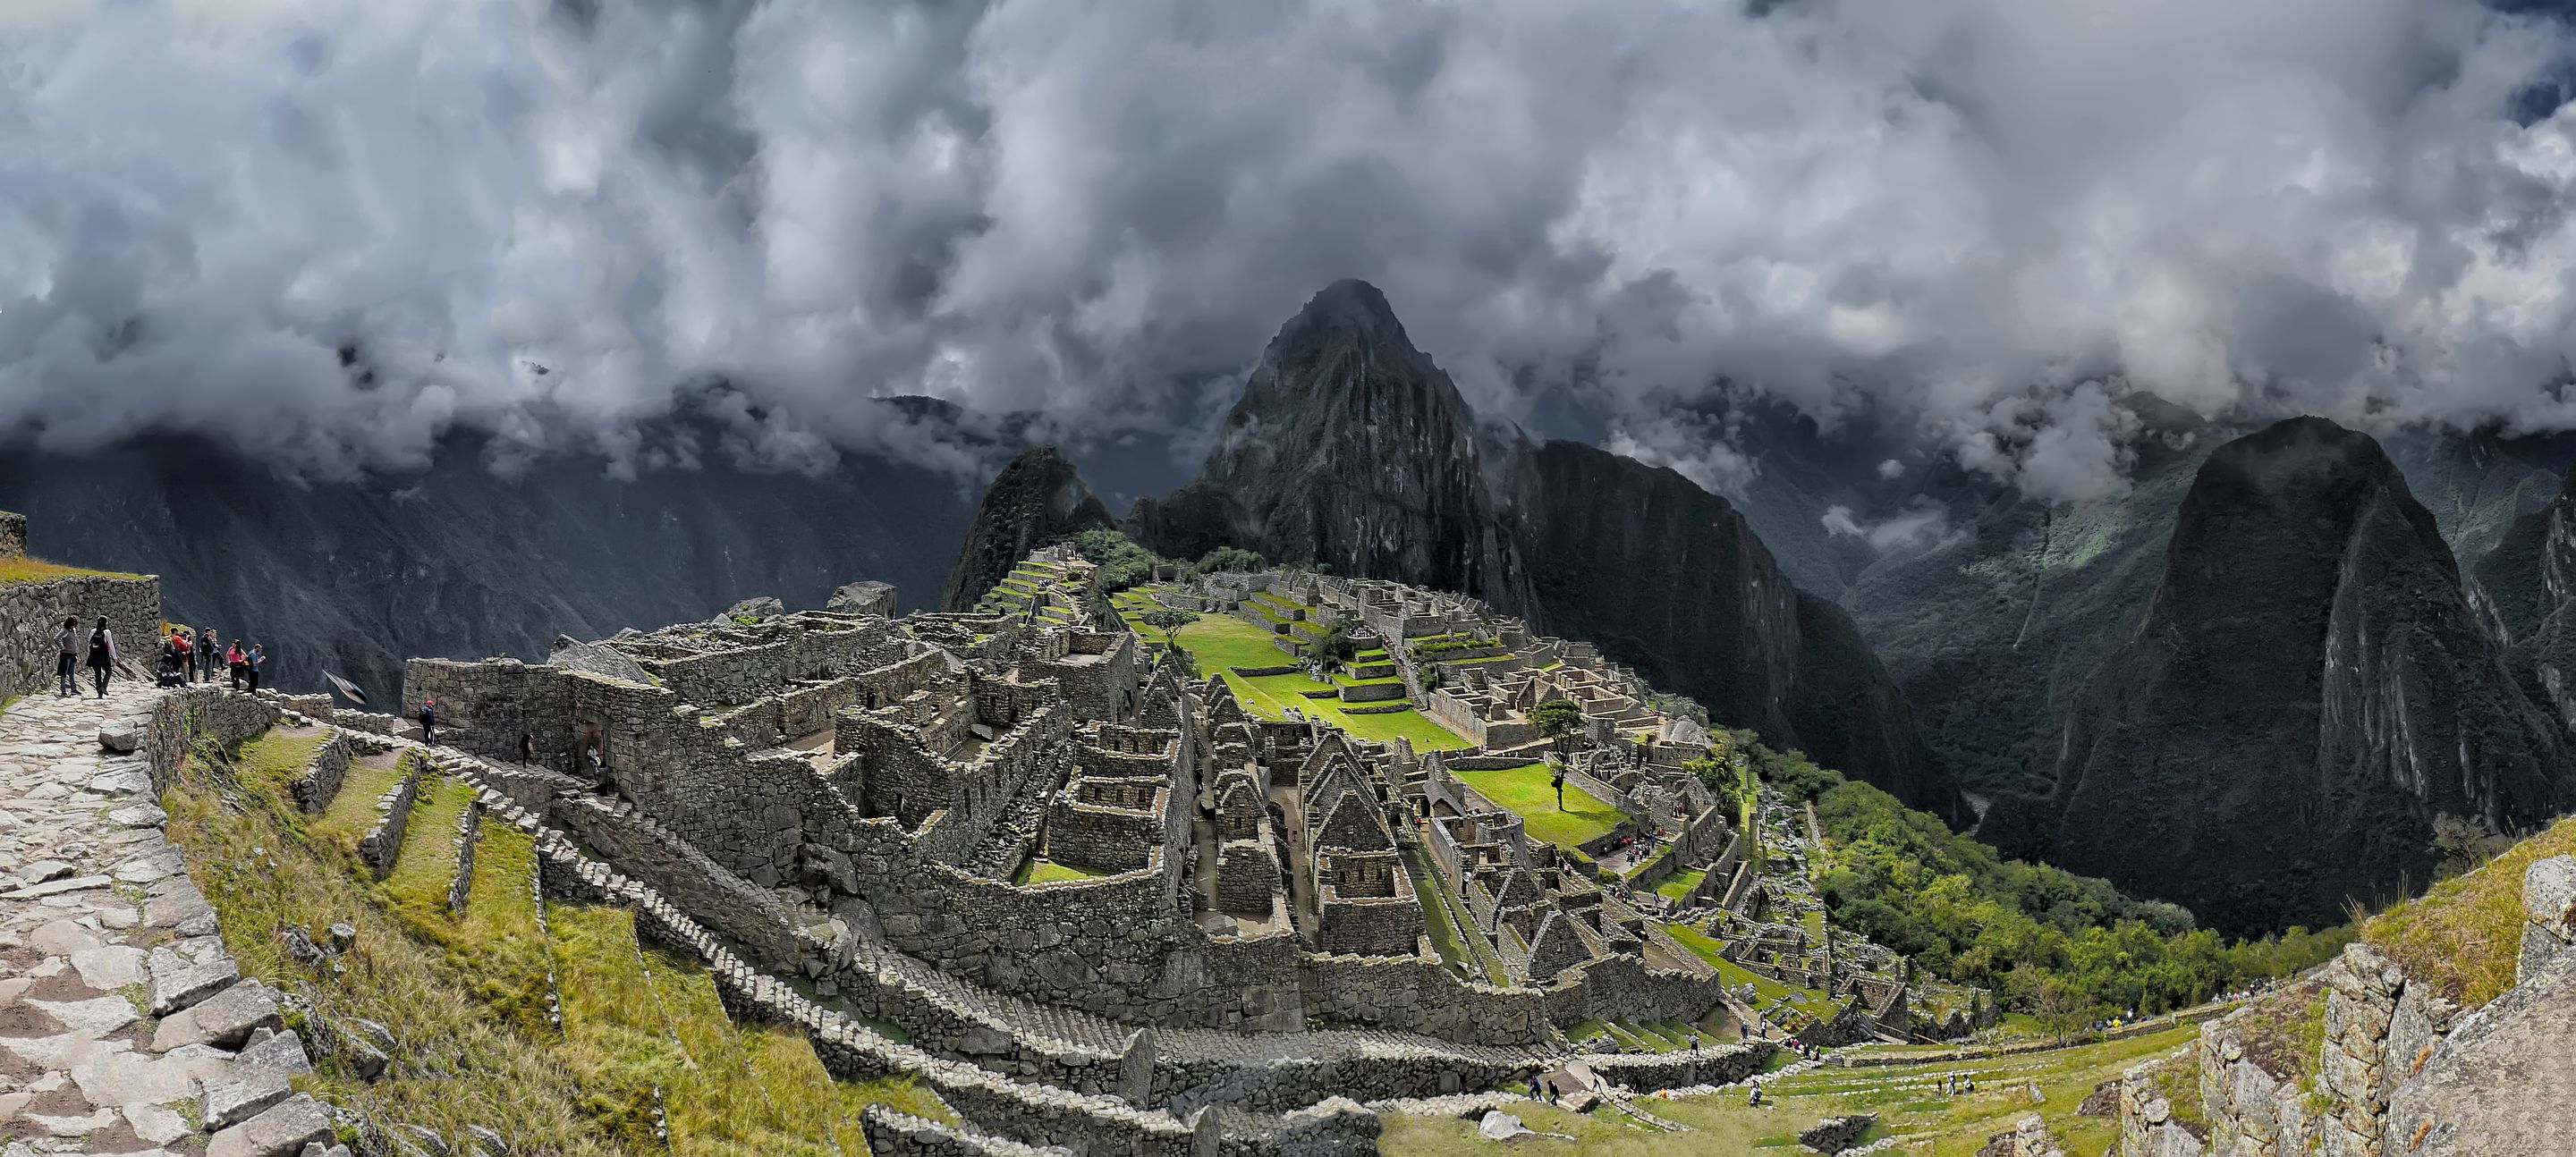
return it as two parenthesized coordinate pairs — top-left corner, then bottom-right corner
(0, 685), (337, 1157)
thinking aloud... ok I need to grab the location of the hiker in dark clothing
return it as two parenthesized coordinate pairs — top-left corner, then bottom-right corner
(519, 733), (536, 764)
(200, 630), (219, 682)
(55, 617), (78, 697)
(245, 644), (265, 693)
(419, 699), (436, 746)
(84, 617), (115, 698)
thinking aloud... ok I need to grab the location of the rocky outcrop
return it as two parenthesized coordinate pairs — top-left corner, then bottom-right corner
(1129, 281), (1956, 816)
(2385, 856), (2576, 1155)
(2121, 856), (2576, 1156)
(940, 446), (1113, 612)
(1997, 418), (2570, 933)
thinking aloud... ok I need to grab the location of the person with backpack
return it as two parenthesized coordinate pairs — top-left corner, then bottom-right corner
(227, 640), (245, 690)
(55, 617), (78, 697)
(199, 629), (219, 682)
(245, 643), (266, 693)
(419, 698), (436, 746)
(84, 617), (116, 698)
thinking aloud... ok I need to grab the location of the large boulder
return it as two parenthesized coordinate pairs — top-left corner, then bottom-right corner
(826, 579), (897, 618)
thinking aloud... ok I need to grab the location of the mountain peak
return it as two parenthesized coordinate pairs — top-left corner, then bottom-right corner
(1267, 279), (1417, 359)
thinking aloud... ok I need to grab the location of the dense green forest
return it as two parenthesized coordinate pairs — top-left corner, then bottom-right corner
(1729, 735), (2349, 1024)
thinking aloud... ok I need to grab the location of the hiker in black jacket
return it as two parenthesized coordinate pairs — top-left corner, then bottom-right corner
(84, 617), (116, 699)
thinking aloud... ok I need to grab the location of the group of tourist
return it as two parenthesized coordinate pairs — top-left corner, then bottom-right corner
(151, 625), (264, 691)
(47, 616), (260, 699)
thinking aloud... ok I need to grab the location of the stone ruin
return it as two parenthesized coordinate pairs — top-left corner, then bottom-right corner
(374, 550), (1960, 1150)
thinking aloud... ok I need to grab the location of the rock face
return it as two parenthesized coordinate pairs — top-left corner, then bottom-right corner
(941, 446), (1112, 612)
(1129, 281), (1956, 816)
(1996, 418), (2570, 933)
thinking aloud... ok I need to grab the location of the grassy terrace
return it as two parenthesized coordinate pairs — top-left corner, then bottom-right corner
(1116, 589), (1471, 750)
(0, 556), (145, 585)
(167, 725), (945, 1153)
(1664, 924), (1841, 1021)
(1013, 857), (1108, 885)
(1653, 867), (1708, 902)
(2365, 812), (2576, 1006)
(1382, 1021), (2200, 1156)
(1450, 762), (1624, 852)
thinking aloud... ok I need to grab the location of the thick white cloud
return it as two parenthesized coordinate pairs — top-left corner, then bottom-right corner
(5, 0), (2576, 494)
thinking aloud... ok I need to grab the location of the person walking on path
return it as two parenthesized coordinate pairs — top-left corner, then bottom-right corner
(519, 733), (536, 764)
(226, 640), (245, 690)
(419, 698), (437, 747)
(55, 617), (78, 697)
(84, 617), (116, 699)
(245, 643), (265, 693)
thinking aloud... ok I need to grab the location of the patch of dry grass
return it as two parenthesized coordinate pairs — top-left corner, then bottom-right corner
(0, 556), (144, 585)
(2364, 814), (2576, 1007)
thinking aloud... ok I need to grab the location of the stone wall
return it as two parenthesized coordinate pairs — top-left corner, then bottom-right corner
(145, 686), (283, 793)
(0, 510), (23, 559)
(2122, 854), (2576, 1157)
(552, 794), (804, 970)
(289, 731), (359, 813)
(1, 572), (160, 701)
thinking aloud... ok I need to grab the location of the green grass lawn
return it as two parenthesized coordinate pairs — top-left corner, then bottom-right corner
(1123, 595), (1471, 750)
(1013, 857), (1108, 885)
(1654, 867), (1708, 901)
(1382, 1022), (2201, 1156)
(1450, 763), (1624, 851)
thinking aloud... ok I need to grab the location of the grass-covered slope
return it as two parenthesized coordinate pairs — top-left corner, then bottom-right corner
(164, 726), (941, 1153)
(2363, 813), (2576, 1007)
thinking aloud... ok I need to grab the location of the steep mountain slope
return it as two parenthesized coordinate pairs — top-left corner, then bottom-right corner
(2495, 470), (2576, 736)
(1991, 417), (2570, 933)
(1128, 280), (1533, 612)
(940, 445), (1113, 611)
(1128, 280), (1958, 819)
(0, 434), (978, 702)
(1839, 403), (2226, 795)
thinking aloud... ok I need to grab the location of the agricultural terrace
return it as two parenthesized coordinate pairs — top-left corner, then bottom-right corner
(1114, 587), (1471, 750)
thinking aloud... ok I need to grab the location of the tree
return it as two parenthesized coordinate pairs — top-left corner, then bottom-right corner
(1530, 697), (1586, 756)
(1315, 628), (1357, 674)
(1140, 608), (1201, 655)
(1191, 545), (1263, 575)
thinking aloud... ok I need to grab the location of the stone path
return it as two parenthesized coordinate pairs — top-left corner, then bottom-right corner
(0, 685), (341, 1157)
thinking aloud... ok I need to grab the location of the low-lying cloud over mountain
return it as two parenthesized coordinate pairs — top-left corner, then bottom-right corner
(10, 0), (2576, 495)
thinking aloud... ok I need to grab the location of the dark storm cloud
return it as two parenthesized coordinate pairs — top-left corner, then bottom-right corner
(6, 0), (2576, 498)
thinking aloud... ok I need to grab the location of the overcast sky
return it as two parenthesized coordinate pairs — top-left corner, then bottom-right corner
(6, 0), (2576, 499)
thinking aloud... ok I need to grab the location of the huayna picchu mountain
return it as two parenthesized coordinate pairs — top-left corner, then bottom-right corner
(1125, 280), (1959, 819)
(1994, 416), (2572, 933)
